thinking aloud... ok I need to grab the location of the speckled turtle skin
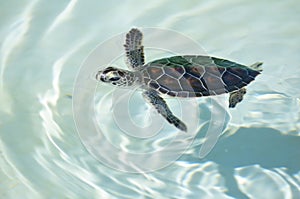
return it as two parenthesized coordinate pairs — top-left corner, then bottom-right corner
(140, 55), (261, 97)
(96, 28), (263, 131)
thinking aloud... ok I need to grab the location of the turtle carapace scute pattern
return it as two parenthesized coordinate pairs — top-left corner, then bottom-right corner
(96, 28), (262, 132)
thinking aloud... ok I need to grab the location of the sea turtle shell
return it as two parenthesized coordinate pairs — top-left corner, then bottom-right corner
(140, 55), (261, 97)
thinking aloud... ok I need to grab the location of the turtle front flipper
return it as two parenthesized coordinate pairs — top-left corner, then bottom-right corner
(229, 87), (247, 108)
(124, 28), (145, 70)
(142, 90), (187, 132)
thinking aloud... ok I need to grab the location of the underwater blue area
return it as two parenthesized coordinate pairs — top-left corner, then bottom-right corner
(0, 0), (299, 198)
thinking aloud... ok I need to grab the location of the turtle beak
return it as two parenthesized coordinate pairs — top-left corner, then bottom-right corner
(99, 74), (106, 82)
(95, 71), (106, 82)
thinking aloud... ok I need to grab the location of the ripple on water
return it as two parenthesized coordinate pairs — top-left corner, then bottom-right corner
(229, 74), (300, 135)
(1, 0), (300, 198)
(234, 165), (299, 199)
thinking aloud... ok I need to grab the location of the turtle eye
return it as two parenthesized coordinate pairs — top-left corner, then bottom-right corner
(109, 76), (120, 81)
(118, 71), (125, 77)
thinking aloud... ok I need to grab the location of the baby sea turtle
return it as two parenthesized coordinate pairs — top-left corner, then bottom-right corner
(96, 28), (262, 132)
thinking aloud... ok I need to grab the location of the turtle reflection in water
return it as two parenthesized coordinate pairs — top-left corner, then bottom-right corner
(96, 28), (262, 132)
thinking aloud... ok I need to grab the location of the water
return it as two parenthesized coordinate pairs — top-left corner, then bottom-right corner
(0, 0), (299, 198)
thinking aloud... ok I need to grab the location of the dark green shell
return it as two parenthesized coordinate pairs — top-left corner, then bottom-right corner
(140, 55), (261, 97)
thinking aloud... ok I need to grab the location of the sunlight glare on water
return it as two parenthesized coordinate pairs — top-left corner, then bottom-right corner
(0, 0), (299, 198)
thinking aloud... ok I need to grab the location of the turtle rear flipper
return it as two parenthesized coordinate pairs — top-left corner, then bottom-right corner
(229, 87), (247, 108)
(143, 90), (187, 132)
(249, 62), (263, 72)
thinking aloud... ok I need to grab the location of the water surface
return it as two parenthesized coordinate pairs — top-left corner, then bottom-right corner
(0, 0), (300, 198)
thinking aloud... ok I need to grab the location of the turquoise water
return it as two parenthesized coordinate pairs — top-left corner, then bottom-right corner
(1, 0), (300, 198)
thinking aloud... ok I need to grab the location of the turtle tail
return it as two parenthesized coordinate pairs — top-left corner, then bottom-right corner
(250, 62), (263, 72)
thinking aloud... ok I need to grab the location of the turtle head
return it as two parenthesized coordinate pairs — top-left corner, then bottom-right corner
(96, 66), (136, 87)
